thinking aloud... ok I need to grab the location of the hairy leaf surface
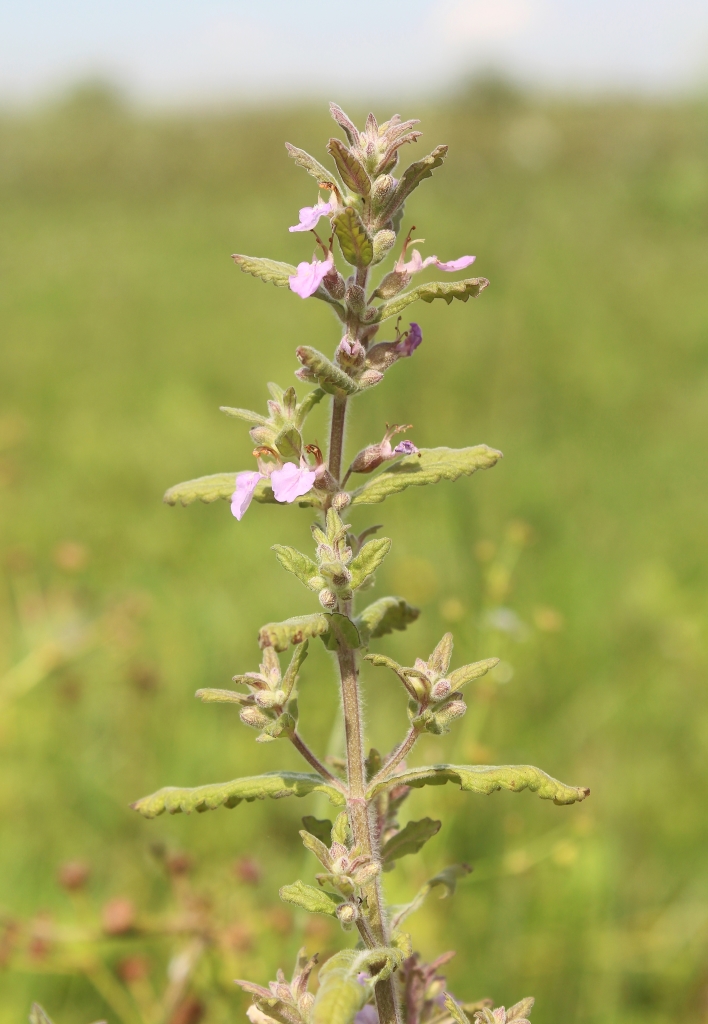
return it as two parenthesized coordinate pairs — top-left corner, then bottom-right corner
(444, 994), (472, 1024)
(164, 474), (308, 508)
(369, 764), (590, 805)
(296, 346), (361, 395)
(373, 277), (489, 321)
(259, 614), (329, 651)
(356, 596), (419, 642)
(285, 142), (340, 189)
(219, 406), (269, 425)
(327, 138), (371, 195)
(231, 254), (296, 287)
(271, 545), (320, 589)
(351, 447), (502, 506)
(378, 144), (448, 222)
(448, 658), (500, 688)
(333, 207), (373, 267)
(381, 817), (441, 868)
(313, 947), (403, 1024)
(279, 879), (343, 916)
(131, 771), (343, 818)
(348, 537), (391, 589)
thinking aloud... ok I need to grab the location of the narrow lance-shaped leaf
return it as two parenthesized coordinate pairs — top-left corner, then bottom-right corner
(131, 771), (344, 819)
(279, 879), (343, 916)
(378, 144), (448, 222)
(194, 687), (251, 705)
(356, 596), (420, 643)
(219, 406), (269, 425)
(333, 207), (373, 268)
(282, 641), (309, 699)
(285, 142), (341, 189)
(380, 817), (441, 868)
(444, 994), (472, 1024)
(351, 447), (503, 506)
(372, 277), (490, 322)
(327, 137), (371, 195)
(368, 763), (591, 805)
(448, 658), (500, 689)
(259, 614), (330, 652)
(348, 536), (391, 589)
(296, 346), (361, 396)
(390, 863), (471, 931)
(272, 545), (320, 589)
(232, 254), (297, 287)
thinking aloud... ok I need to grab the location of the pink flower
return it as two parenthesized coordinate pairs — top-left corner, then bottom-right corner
(288, 254), (334, 299)
(394, 440), (418, 455)
(395, 250), (475, 275)
(289, 199), (333, 233)
(270, 462), (317, 503)
(394, 322), (422, 357)
(354, 1008), (378, 1024)
(434, 254), (476, 272)
(231, 471), (265, 521)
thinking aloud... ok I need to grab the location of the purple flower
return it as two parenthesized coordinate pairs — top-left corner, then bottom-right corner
(289, 199), (334, 233)
(434, 254), (476, 272)
(395, 322), (422, 358)
(270, 462), (317, 503)
(231, 471), (265, 521)
(394, 440), (418, 455)
(288, 254), (334, 299)
(354, 1006), (378, 1024)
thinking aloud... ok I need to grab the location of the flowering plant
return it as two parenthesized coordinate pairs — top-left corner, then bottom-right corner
(125, 103), (589, 1024)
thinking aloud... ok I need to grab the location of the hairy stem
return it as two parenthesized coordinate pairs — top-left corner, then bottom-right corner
(328, 394), (347, 484)
(290, 730), (345, 790)
(371, 725), (419, 789)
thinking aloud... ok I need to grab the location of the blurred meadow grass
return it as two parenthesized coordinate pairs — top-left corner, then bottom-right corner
(1, 82), (708, 1022)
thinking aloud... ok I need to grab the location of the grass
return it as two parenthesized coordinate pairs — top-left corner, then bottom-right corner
(1, 85), (708, 1023)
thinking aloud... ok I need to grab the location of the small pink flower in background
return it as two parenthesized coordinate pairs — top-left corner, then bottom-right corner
(354, 1007), (378, 1024)
(396, 250), (475, 275)
(288, 254), (334, 298)
(231, 471), (265, 521)
(289, 199), (333, 233)
(270, 462), (317, 503)
(394, 322), (423, 358)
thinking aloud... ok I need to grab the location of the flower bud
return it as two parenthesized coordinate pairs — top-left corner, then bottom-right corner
(319, 588), (338, 611)
(371, 174), (396, 207)
(357, 368), (384, 387)
(372, 229), (396, 265)
(323, 268), (346, 300)
(345, 284), (366, 313)
(374, 270), (410, 299)
(431, 679), (452, 701)
(239, 706), (271, 730)
(254, 688), (286, 708)
(332, 491), (352, 510)
(336, 902), (359, 928)
(336, 335), (366, 369)
(434, 699), (467, 731)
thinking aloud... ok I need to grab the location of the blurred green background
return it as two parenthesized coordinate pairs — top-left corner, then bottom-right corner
(1, 84), (708, 1023)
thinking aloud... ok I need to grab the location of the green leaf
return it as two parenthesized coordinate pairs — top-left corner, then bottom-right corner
(299, 828), (331, 867)
(279, 879), (343, 916)
(29, 1007), (55, 1024)
(296, 346), (360, 396)
(321, 612), (361, 651)
(373, 277), (490, 322)
(313, 948), (404, 1024)
(271, 545), (320, 589)
(444, 994), (471, 1024)
(274, 424), (302, 460)
(348, 537), (391, 589)
(380, 817), (441, 868)
(327, 138), (371, 195)
(390, 863), (471, 931)
(219, 406), (269, 425)
(195, 687), (251, 705)
(301, 815), (333, 845)
(259, 614), (330, 652)
(282, 641), (309, 698)
(508, 997), (535, 1020)
(131, 770), (344, 819)
(351, 446), (503, 506)
(356, 597), (420, 643)
(163, 472), (237, 506)
(448, 658), (500, 688)
(295, 387), (326, 426)
(285, 142), (340, 189)
(231, 254), (297, 287)
(429, 632), (454, 675)
(378, 144), (448, 222)
(368, 764), (591, 805)
(333, 207), (373, 268)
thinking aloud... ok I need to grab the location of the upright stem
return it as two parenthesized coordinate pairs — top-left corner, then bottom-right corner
(327, 318), (401, 1020)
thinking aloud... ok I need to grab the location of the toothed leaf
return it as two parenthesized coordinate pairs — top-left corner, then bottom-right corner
(272, 545), (320, 589)
(259, 614), (330, 652)
(279, 879), (343, 916)
(131, 771), (343, 819)
(232, 254), (297, 287)
(350, 446), (502, 506)
(348, 537), (391, 589)
(372, 277), (489, 322)
(356, 597), (420, 643)
(368, 764), (591, 805)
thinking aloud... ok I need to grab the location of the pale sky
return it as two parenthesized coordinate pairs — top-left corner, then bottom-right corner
(2, 0), (708, 106)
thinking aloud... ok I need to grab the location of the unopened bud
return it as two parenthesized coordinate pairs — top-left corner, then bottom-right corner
(345, 284), (366, 313)
(434, 699), (467, 730)
(357, 368), (384, 387)
(431, 679), (452, 701)
(336, 335), (365, 369)
(372, 229), (396, 265)
(336, 902), (359, 928)
(349, 443), (387, 475)
(323, 269), (346, 300)
(319, 588), (338, 611)
(374, 271), (410, 300)
(239, 706), (271, 730)
(295, 366), (317, 383)
(332, 491), (352, 510)
(372, 174), (396, 207)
